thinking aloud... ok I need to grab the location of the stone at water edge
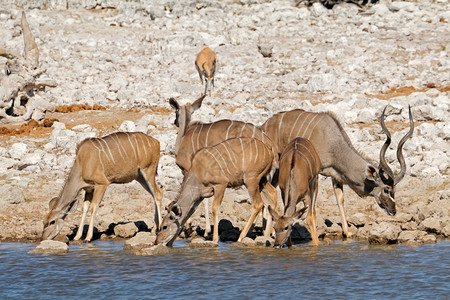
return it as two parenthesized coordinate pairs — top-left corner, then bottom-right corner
(124, 232), (157, 250)
(187, 238), (219, 248)
(29, 240), (69, 255)
(134, 244), (169, 256)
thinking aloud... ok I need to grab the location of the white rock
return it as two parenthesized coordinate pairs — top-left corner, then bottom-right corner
(9, 143), (28, 160)
(118, 121), (136, 132)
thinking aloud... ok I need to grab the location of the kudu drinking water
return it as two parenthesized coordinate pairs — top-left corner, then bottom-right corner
(268, 137), (321, 247)
(260, 106), (414, 237)
(170, 95), (278, 237)
(195, 47), (217, 96)
(42, 132), (163, 241)
(156, 137), (277, 246)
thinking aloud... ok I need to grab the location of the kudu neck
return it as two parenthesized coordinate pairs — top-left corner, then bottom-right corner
(174, 106), (191, 155)
(176, 175), (203, 226)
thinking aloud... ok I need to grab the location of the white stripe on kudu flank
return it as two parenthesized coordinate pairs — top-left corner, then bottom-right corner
(249, 138), (253, 163)
(205, 123), (213, 146)
(205, 148), (226, 175)
(111, 134), (127, 161)
(240, 138), (245, 169)
(240, 123), (246, 136)
(197, 124), (204, 150)
(222, 141), (238, 170)
(278, 113), (286, 147)
(132, 134), (141, 158)
(91, 141), (105, 171)
(303, 114), (319, 140)
(141, 135), (148, 157)
(191, 126), (199, 154)
(288, 111), (305, 143)
(101, 138), (116, 165)
(126, 133), (138, 160)
(225, 121), (234, 140)
(214, 145), (232, 176)
(307, 114), (323, 141)
(298, 141), (318, 168)
(295, 112), (311, 139)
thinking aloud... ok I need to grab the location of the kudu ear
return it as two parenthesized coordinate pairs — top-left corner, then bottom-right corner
(170, 203), (182, 217)
(365, 165), (378, 183)
(268, 205), (280, 221)
(291, 206), (309, 221)
(190, 95), (205, 111)
(49, 197), (58, 210)
(169, 98), (179, 111)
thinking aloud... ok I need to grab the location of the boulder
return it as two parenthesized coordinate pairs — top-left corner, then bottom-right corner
(187, 238), (218, 248)
(240, 237), (257, 247)
(368, 222), (401, 244)
(114, 222), (138, 238)
(29, 240), (69, 255)
(254, 236), (273, 247)
(419, 217), (442, 235)
(134, 244), (169, 256)
(124, 232), (156, 250)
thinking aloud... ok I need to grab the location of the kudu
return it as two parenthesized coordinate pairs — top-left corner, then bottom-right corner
(268, 137), (321, 247)
(169, 95), (278, 237)
(156, 137), (277, 246)
(42, 132), (163, 242)
(195, 47), (217, 96)
(260, 106), (414, 237)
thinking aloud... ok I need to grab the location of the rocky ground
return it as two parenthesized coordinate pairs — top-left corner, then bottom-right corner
(0, 0), (449, 249)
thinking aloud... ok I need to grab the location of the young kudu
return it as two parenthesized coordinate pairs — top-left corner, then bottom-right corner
(268, 137), (321, 247)
(195, 47), (217, 96)
(260, 106), (414, 237)
(42, 132), (163, 242)
(169, 95), (278, 237)
(156, 137), (277, 246)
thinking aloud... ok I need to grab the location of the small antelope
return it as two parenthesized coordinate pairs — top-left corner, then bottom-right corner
(195, 47), (217, 96)
(268, 137), (321, 247)
(170, 95), (278, 237)
(42, 132), (163, 242)
(156, 137), (278, 246)
(260, 106), (414, 237)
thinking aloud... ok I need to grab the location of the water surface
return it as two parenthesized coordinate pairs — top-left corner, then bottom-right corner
(0, 241), (449, 299)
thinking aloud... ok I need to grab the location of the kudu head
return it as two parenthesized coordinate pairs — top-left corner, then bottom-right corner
(42, 197), (78, 240)
(268, 205), (308, 248)
(169, 95), (206, 155)
(155, 201), (183, 246)
(169, 95), (205, 128)
(364, 106), (414, 216)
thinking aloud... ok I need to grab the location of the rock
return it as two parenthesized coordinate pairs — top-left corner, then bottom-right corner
(420, 234), (437, 244)
(124, 232), (156, 250)
(398, 230), (426, 243)
(419, 217), (442, 235)
(9, 143), (28, 160)
(240, 237), (257, 247)
(187, 238), (218, 248)
(0, 185), (25, 204)
(134, 244), (169, 256)
(257, 44), (273, 58)
(254, 236), (273, 247)
(114, 222), (138, 238)
(29, 240), (69, 255)
(307, 73), (337, 92)
(368, 222), (401, 244)
(348, 213), (367, 227)
(118, 121), (136, 132)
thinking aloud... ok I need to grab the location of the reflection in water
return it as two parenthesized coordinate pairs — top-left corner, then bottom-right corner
(0, 241), (449, 299)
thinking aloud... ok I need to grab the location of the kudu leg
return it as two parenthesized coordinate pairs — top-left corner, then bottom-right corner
(204, 198), (211, 237)
(212, 185), (226, 243)
(238, 185), (265, 243)
(305, 190), (319, 247)
(332, 178), (352, 238)
(138, 168), (163, 231)
(86, 185), (108, 242)
(261, 181), (277, 238)
(73, 190), (94, 241)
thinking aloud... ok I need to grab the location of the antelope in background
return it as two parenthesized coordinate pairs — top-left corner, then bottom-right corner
(260, 106), (414, 237)
(156, 137), (277, 246)
(268, 137), (321, 247)
(195, 47), (217, 96)
(42, 132), (163, 242)
(169, 95), (278, 237)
